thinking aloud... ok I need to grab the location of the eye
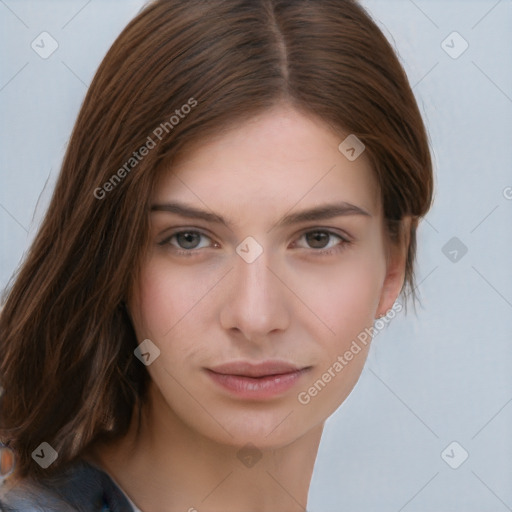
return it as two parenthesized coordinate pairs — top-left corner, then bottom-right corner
(158, 228), (352, 258)
(158, 230), (216, 256)
(293, 229), (351, 256)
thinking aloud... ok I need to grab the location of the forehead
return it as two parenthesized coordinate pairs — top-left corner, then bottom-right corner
(153, 105), (381, 218)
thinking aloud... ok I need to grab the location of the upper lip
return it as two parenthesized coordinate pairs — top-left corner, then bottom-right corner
(207, 360), (308, 378)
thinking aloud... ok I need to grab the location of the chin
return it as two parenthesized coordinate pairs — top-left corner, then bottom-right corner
(196, 400), (324, 450)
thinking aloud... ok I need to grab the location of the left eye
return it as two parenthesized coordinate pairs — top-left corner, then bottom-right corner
(294, 230), (346, 251)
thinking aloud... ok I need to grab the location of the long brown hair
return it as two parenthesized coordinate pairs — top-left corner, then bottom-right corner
(0, 0), (433, 482)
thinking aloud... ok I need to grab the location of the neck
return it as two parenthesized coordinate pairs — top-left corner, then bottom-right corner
(86, 383), (323, 512)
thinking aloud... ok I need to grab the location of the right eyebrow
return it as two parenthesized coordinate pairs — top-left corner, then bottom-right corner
(151, 201), (230, 226)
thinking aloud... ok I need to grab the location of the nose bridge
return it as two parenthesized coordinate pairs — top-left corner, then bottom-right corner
(238, 249), (272, 302)
(220, 238), (289, 338)
(235, 235), (274, 297)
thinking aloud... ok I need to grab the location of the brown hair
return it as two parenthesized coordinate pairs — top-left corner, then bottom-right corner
(0, 0), (433, 482)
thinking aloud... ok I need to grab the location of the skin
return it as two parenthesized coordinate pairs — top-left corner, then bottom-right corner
(87, 104), (410, 512)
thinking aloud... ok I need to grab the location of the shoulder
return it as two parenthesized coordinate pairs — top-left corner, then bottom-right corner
(0, 477), (76, 511)
(0, 458), (134, 511)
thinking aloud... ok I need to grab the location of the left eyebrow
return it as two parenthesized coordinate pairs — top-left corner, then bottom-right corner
(150, 200), (371, 229)
(275, 201), (372, 228)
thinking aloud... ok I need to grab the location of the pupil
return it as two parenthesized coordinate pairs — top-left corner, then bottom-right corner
(178, 232), (199, 249)
(307, 232), (328, 249)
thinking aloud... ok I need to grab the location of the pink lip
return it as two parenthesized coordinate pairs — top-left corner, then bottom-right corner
(205, 361), (311, 400)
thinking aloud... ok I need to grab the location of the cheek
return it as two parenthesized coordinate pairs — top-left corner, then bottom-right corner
(131, 256), (209, 339)
(129, 255), (227, 374)
(131, 270), (173, 339)
(129, 259), (202, 364)
(294, 252), (386, 416)
(294, 249), (386, 350)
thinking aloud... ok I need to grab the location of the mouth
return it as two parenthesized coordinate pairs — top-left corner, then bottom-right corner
(205, 361), (312, 400)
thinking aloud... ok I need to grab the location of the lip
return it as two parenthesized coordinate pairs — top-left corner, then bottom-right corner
(205, 360), (312, 400)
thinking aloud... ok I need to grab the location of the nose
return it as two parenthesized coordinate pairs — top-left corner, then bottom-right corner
(219, 247), (291, 344)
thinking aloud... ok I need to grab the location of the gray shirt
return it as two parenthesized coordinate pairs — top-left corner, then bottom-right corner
(0, 458), (135, 511)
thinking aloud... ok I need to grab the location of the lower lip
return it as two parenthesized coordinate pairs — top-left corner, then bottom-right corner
(206, 368), (310, 400)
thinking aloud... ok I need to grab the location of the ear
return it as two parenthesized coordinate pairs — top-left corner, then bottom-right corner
(375, 216), (412, 318)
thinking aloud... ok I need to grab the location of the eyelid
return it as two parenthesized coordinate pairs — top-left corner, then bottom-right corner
(158, 224), (215, 239)
(296, 225), (352, 241)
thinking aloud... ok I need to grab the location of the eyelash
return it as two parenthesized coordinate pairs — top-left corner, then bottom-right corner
(158, 229), (352, 258)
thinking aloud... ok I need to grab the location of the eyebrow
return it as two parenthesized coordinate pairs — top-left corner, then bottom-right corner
(150, 200), (371, 228)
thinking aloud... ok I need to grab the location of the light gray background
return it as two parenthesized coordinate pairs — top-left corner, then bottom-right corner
(1, 1), (511, 511)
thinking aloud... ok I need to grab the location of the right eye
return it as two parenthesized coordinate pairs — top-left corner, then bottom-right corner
(159, 230), (218, 256)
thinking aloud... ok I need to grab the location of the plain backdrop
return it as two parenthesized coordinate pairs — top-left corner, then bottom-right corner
(1, 1), (511, 510)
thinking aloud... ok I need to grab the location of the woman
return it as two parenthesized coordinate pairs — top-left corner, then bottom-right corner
(0, 0), (433, 510)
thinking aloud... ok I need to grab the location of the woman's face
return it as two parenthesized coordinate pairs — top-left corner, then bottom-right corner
(128, 104), (405, 449)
